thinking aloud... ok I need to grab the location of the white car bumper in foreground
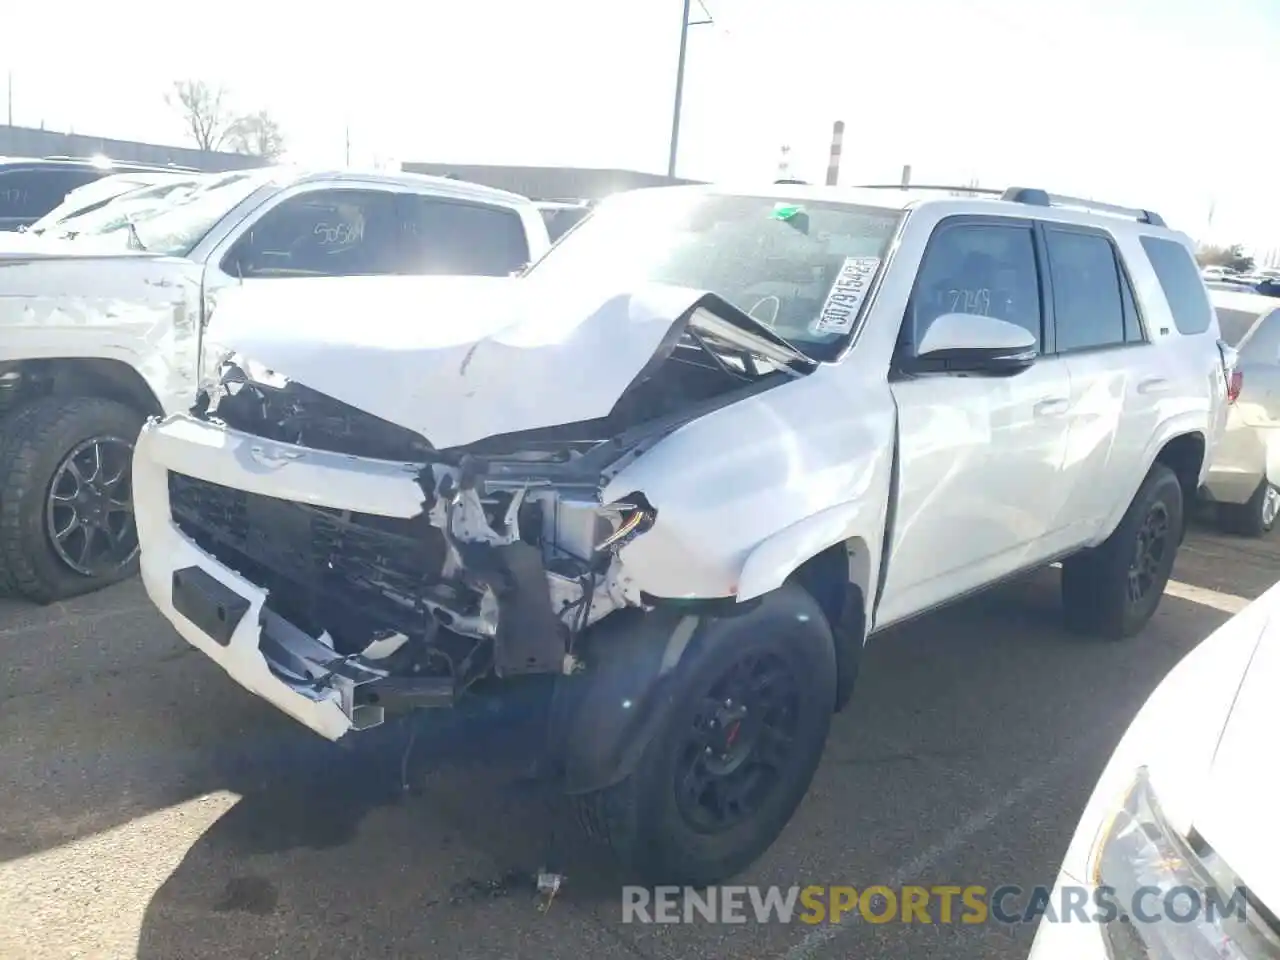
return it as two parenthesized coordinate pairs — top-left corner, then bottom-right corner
(1025, 871), (1107, 959)
(133, 413), (430, 740)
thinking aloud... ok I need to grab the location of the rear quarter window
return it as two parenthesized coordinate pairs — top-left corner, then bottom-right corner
(1139, 236), (1214, 335)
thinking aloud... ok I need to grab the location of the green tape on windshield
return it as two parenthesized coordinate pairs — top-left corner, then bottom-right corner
(771, 203), (804, 220)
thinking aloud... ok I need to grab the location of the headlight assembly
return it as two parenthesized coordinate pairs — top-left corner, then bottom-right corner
(595, 497), (656, 553)
(1092, 766), (1280, 959)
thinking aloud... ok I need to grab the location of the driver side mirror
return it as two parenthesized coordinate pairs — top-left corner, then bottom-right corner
(911, 312), (1037, 376)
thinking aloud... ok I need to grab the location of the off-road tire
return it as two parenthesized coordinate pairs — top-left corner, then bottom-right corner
(1217, 479), (1279, 538)
(0, 396), (146, 604)
(573, 584), (838, 886)
(1060, 462), (1183, 641)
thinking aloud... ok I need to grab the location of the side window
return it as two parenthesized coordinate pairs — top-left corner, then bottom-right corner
(1140, 236), (1214, 335)
(222, 189), (401, 279)
(1045, 229), (1127, 352)
(908, 222), (1042, 353)
(399, 197), (531, 277)
(0, 169), (101, 220)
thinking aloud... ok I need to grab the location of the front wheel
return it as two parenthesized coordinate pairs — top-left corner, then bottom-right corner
(1061, 462), (1183, 641)
(573, 584), (838, 887)
(0, 396), (145, 604)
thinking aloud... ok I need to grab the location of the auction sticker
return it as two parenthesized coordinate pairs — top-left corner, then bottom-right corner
(811, 257), (880, 335)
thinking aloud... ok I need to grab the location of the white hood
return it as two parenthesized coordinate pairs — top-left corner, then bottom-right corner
(1188, 608), (1280, 912)
(205, 274), (748, 451)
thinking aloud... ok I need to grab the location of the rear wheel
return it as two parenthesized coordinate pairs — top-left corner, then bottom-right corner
(1061, 462), (1183, 641)
(574, 585), (837, 886)
(1217, 479), (1279, 538)
(0, 396), (144, 603)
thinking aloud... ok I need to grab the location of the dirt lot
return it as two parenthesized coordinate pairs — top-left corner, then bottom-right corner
(0, 521), (1274, 960)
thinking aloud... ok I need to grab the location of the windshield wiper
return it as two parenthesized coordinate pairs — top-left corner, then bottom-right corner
(124, 216), (147, 252)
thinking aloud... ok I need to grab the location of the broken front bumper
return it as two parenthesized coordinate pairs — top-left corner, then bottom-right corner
(133, 413), (432, 740)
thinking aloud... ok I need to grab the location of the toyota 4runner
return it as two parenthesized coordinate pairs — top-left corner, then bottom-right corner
(131, 182), (1232, 886)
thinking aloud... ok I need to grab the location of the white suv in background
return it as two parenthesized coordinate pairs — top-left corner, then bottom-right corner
(0, 167), (550, 603)
(132, 181), (1230, 886)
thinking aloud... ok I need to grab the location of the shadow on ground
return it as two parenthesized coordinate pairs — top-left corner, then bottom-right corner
(118, 565), (1239, 960)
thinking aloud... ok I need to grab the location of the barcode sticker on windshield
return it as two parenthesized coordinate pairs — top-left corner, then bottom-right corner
(811, 257), (880, 335)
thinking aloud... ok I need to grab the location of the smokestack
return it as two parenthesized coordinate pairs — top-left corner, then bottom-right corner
(825, 120), (844, 186)
(900, 164), (912, 188)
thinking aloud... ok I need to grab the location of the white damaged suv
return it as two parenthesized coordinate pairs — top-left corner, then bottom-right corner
(132, 182), (1232, 885)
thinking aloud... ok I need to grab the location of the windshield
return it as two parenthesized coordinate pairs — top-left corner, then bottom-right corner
(50, 178), (208, 239)
(1216, 307), (1263, 348)
(28, 175), (153, 233)
(68, 169), (280, 256)
(524, 190), (903, 355)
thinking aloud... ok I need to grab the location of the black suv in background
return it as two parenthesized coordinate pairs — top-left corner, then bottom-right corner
(0, 156), (201, 231)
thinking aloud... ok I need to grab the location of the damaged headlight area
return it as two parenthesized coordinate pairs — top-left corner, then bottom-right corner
(171, 361), (661, 718)
(192, 351), (436, 462)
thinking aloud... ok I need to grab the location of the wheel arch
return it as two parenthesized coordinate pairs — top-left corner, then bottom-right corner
(787, 541), (868, 713)
(1095, 429), (1206, 545)
(0, 358), (163, 421)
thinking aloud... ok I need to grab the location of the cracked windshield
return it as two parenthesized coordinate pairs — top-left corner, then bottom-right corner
(0, 1), (1276, 959)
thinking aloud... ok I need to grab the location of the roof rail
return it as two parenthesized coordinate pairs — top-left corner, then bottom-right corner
(854, 183), (1006, 196)
(852, 182), (1166, 227)
(774, 178), (809, 185)
(1000, 187), (1165, 227)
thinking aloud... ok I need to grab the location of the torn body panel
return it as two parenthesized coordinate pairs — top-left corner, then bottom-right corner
(0, 252), (205, 414)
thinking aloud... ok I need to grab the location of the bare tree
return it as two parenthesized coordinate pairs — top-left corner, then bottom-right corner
(1197, 243), (1255, 274)
(227, 110), (286, 161)
(166, 79), (235, 152)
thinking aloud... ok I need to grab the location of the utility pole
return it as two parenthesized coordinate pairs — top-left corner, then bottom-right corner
(6, 71), (12, 126)
(667, 0), (713, 178)
(345, 124), (351, 166)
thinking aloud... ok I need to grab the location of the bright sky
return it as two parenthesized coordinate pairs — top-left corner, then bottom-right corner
(4, 0), (1278, 253)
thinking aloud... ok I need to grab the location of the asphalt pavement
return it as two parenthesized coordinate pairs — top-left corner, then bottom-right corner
(1, 521), (1273, 960)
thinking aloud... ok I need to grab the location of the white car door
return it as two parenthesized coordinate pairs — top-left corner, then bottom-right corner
(1041, 225), (1157, 546)
(876, 217), (1076, 627)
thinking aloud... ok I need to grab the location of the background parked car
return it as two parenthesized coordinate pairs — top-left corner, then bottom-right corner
(20, 170), (199, 237)
(0, 166), (551, 603)
(1200, 287), (1280, 534)
(1201, 264), (1240, 282)
(0, 156), (200, 231)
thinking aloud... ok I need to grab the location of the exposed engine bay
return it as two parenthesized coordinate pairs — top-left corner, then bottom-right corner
(176, 299), (815, 709)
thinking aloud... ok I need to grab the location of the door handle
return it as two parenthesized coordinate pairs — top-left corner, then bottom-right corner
(1033, 397), (1069, 417)
(1137, 377), (1170, 395)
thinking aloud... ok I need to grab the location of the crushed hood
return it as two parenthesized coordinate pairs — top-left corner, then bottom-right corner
(1188, 608), (1280, 913)
(204, 274), (812, 451)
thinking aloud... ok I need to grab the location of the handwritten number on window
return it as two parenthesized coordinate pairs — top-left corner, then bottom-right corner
(947, 288), (991, 315)
(313, 221), (364, 245)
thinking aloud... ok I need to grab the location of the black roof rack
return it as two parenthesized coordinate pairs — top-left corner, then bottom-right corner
(852, 182), (1165, 227)
(774, 178), (809, 185)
